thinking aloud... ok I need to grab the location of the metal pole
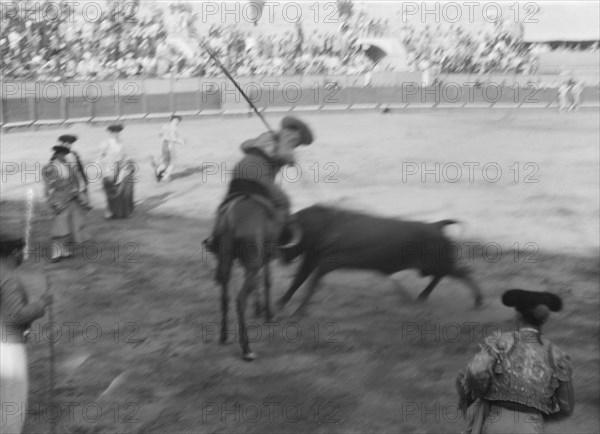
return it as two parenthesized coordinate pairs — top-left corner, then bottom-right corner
(189, 22), (276, 136)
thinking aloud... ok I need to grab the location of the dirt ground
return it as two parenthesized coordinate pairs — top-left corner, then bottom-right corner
(1, 109), (598, 434)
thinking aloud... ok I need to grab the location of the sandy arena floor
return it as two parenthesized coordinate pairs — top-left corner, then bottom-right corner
(1, 108), (598, 433)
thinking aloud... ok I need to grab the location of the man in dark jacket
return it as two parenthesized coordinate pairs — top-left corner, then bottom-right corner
(43, 134), (90, 261)
(204, 116), (314, 253)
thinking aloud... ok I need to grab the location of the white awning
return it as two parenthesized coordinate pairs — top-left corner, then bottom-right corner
(523, 2), (600, 42)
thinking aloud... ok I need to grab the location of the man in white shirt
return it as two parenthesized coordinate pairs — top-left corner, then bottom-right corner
(151, 115), (185, 182)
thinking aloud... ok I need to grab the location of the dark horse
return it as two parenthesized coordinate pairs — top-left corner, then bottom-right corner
(212, 188), (297, 361)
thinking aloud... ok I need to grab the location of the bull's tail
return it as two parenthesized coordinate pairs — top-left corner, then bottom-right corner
(435, 219), (460, 227)
(435, 219), (466, 239)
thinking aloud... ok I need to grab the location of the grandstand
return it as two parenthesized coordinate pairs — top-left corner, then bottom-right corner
(2, 1), (598, 80)
(1, 0), (599, 130)
(522, 2), (599, 83)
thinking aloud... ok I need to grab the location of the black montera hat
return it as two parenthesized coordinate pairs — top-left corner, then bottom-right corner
(280, 116), (314, 145)
(107, 124), (124, 133)
(58, 134), (78, 144)
(502, 289), (563, 312)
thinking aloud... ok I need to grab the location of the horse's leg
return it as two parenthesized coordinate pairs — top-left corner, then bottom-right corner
(216, 238), (235, 344)
(237, 266), (260, 361)
(295, 265), (328, 317)
(248, 245), (261, 318)
(278, 255), (316, 309)
(263, 262), (273, 322)
(416, 275), (442, 302)
(253, 286), (262, 318)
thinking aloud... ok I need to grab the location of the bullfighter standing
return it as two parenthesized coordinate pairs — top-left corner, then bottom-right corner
(204, 116), (314, 252)
(43, 134), (90, 262)
(98, 124), (135, 219)
(456, 289), (574, 434)
(151, 115), (186, 182)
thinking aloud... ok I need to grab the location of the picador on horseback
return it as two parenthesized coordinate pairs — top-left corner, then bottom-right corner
(204, 116), (314, 253)
(203, 116), (314, 361)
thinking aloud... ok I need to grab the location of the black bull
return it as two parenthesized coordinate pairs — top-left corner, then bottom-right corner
(277, 205), (484, 313)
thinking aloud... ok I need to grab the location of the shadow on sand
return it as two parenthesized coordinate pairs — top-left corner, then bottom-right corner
(169, 166), (206, 181)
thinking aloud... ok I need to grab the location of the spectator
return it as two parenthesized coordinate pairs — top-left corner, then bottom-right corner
(2, 1), (571, 80)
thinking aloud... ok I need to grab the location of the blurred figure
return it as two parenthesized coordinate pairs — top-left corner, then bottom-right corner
(364, 70), (372, 87)
(43, 135), (90, 262)
(558, 78), (584, 113)
(569, 79), (584, 111)
(204, 117), (314, 252)
(1, 235), (53, 434)
(457, 289), (574, 434)
(151, 115), (185, 182)
(98, 125), (135, 219)
(419, 58), (434, 87)
(558, 79), (571, 112)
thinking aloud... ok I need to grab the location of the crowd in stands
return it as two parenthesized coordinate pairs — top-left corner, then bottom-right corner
(203, 22), (376, 77)
(530, 41), (600, 56)
(540, 41), (600, 51)
(1, 0), (597, 81)
(401, 21), (537, 74)
(353, 10), (389, 38)
(1, 0), (380, 80)
(1, 0), (200, 80)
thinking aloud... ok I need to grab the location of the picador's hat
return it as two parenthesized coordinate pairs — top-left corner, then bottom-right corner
(280, 116), (314, 145)
(0, 234), (25, 257)
(107, 124), (124, 133)
(58, 134), (78, 144)
(502, 289), (563, 312)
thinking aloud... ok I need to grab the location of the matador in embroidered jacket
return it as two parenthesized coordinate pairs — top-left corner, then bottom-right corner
(456, 289), (574, 434)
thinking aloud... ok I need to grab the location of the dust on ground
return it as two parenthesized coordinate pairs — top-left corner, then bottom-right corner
(1, 109), (598, 433)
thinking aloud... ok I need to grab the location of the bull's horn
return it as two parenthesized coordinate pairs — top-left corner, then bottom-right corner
(279, 221), (303, 249)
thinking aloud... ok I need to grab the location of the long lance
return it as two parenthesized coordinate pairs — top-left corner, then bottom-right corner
(24, 189), (34, 261)
(188, 23), (276, 137)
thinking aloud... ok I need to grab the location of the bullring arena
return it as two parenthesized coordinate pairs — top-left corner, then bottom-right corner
(1, 107), (598, 433)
